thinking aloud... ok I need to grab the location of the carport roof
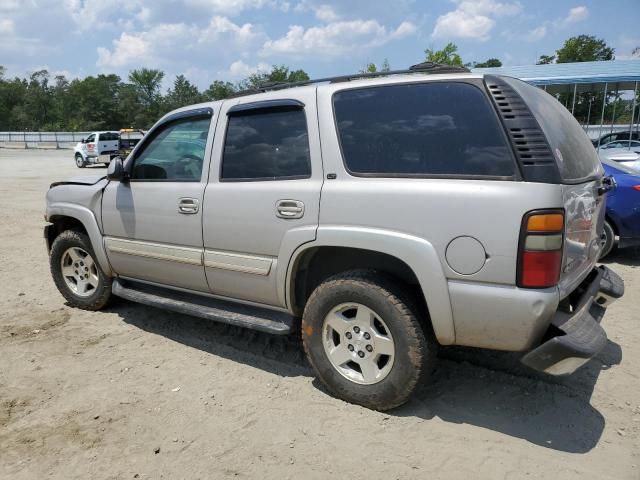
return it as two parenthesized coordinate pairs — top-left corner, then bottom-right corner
(472, 60), (640, 88)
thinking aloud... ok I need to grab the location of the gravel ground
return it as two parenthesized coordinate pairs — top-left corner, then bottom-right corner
(0, 148), (638, 480)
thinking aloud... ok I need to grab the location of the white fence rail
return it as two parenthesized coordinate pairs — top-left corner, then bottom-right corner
(0, 132), (91, 149)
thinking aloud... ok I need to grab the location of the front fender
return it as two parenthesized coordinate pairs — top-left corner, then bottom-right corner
(47, 202), (112, 276)
(285, 226), (455, 345)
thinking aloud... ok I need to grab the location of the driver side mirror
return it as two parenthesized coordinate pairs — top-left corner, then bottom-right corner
(107, 156), (128, 182)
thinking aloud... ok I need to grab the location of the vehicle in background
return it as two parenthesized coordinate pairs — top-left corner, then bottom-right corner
(600, 159), (640, 258)
(597, 140), (640, 172)
(74, 129), (145, 168)
(592, 131), (640, 148)
(118, 129), (145, 158)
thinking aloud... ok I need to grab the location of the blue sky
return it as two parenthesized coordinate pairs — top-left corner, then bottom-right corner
(0, 0), (638, 89)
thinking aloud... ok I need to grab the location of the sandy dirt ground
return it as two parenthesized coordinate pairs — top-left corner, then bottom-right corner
(0, 148), (638, 480)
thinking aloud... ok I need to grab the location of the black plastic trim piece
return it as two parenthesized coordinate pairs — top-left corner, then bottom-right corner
(112, 278), (294, 334)
(484, 75), (562, 184)
(520, 266), (624, 375)
(228, 99), (304, 115)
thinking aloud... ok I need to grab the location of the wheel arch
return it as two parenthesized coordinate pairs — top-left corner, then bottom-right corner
(285, 227), (455, 345)
(46, 204), (112, 276)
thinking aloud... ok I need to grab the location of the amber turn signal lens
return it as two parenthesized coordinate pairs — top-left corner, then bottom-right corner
(526, 213), (564, 232)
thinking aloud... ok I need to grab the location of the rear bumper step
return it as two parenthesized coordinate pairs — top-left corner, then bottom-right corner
(112, 279), (294, 335)
(521, 266), (624, 376)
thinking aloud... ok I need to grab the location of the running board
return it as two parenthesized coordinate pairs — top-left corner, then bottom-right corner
(112, 279), (294, 335)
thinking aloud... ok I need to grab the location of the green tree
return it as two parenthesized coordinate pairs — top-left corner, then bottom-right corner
(243, 65), (310, 89)
(424, 43), (463, 66)
(127, 68), (165, 127)
(24, 70), (53, 130)
(66, 74), (123, 130)
(472, 58), (502, 68)
(164, 75), (204, 112)
(204, 80), (236, 100)
(359, 59), (391, 73)
(48, 75), (71, 130)
(556, 35), (614, 63)
(536, 54), (556, 65)
(0, 74), (28, 130)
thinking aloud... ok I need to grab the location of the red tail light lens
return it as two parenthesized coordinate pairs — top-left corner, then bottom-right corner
(633, 185), (640, 191)
(520, 250), (563, 288)
(518, 210), (564, 289)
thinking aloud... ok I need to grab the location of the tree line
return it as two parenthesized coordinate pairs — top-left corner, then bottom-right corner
(0, 64), (309, 131)
(0, 34), (633, 132)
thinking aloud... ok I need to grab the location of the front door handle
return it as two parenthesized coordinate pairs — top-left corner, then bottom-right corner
(276, 199), (304, 219)
(178, 197), (200, 214)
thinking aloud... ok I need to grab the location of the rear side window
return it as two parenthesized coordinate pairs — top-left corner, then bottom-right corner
(333, 82), (515, 177)
(221, 108), (311, 181)
(501, 77), (602, 183)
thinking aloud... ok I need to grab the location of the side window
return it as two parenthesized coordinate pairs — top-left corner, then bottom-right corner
(85, 134), (95, 143)
(333, 82), (515, 177)
(131, 117), (211, 181)
(221, 108), (311, 181)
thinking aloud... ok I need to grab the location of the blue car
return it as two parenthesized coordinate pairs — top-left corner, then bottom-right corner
(601, 159), (640, 258)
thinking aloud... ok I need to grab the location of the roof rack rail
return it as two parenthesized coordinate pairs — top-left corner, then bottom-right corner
(228, 62), (471, 98)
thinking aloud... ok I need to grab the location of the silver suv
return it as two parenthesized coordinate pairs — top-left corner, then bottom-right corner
(45, 65), (624, 410)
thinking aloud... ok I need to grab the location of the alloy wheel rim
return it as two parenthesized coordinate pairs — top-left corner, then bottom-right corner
(60, 247), (99, 297)
(322, 302), (395, 385)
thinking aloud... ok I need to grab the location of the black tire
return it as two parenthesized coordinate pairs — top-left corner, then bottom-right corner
(301, 269), (436, 411)
(75, 153), (86, 168)
(600, 220), (616, 259)
(50, 230), (112, 310)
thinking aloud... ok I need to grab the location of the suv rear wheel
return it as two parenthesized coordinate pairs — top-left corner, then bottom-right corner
(50, 230), (112, 310)
(302, 269), (435, 410)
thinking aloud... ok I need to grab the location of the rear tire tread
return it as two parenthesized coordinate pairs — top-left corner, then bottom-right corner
(302, 269), (436, 411)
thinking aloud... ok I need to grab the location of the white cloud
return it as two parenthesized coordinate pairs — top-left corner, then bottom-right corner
(64, 0), (147, 30)
(555, 6), (589, 28)
(432, 0), (522, 41)
(97, 32), (151, 68)
(293, 1), (338, 21)
(526, 24), (546, 42)
(0, 18), (15, 35)
(225, 60), (271, 77)
(0, 0), (22, 12)
(261, 19), (416, 58)
(186, 0), (286, 15)
(314, 4), (338, 22)
(96, 16), (259, 69)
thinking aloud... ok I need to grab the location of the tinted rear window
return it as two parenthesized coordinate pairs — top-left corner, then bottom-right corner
(333, 82), (515, 177)
(501, 77), (603, 183)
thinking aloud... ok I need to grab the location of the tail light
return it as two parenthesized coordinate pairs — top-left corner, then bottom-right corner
(633, 185), (640, 191)
(517, 210), (564, 288)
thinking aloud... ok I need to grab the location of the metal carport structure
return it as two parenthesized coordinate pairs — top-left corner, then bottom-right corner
(473, 60), (640, 148)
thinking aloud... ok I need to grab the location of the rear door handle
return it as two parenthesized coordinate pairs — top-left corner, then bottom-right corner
(178, 197), (200, 214)
(276, 199), (304, 219)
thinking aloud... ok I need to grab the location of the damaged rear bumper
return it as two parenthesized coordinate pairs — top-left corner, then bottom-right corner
(521, 266), (624, 376)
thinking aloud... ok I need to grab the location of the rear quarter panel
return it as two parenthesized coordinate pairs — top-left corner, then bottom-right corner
(316, 79), (566, 346)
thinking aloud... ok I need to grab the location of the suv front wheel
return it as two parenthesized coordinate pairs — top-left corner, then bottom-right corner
(50, 230), (112, 310)
(302, 270), (435, 410)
